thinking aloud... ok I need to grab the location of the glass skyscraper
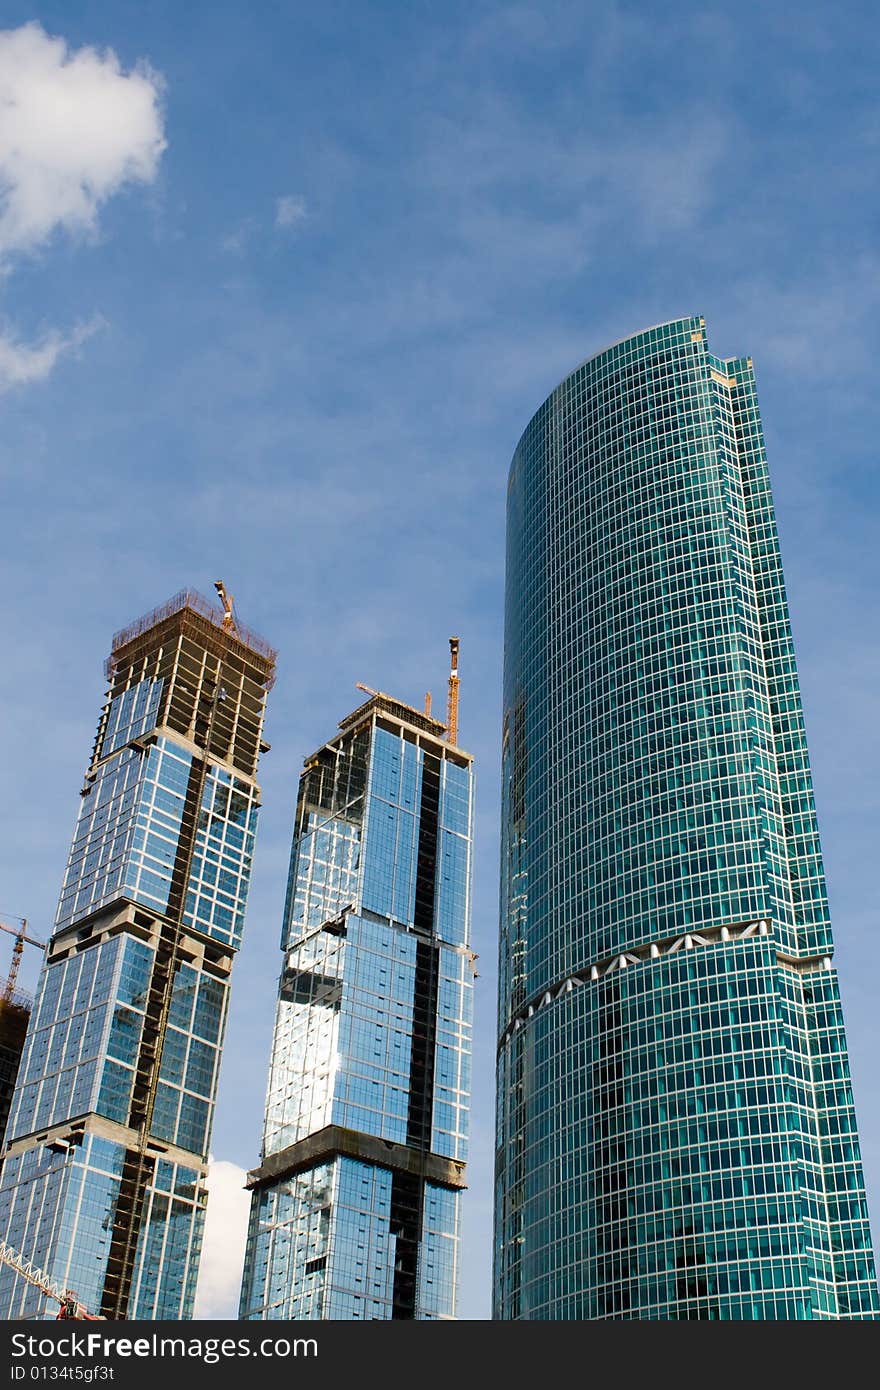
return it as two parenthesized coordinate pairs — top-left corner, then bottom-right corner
(239, 689), (474, 1320)
(0, 589), (275, 1319)
(495, 316), (879, 1320)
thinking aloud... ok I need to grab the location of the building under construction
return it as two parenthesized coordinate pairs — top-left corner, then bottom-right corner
(0, 919), (46, 1157)
(239, 646), (474, 1320)
(0, 588), (275, 1319)
(0, 991), (31, 1156)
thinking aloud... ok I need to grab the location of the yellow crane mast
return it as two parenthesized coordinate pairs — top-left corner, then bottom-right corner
(446, 637), (460, 746)
(213, 579), (239, 633)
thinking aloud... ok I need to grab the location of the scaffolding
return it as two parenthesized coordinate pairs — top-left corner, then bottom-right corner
(107, 588), (277, 675)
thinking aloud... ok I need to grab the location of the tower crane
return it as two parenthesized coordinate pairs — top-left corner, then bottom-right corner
(0, 918), (46, 1004)
(355, 638), (461, 743)
(446, 637), (460, 746)
(0, 1238), (102, 1319)
(213, 579), (239, 634)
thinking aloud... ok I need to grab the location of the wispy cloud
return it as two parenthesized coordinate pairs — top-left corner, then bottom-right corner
(387, 100), (733, 327)
(221, 218), (256, 255)
(0, 22), (164, 392)
(0, 316), (104, 392)
(727, 253), (880, 381)
(275, 193), (307, 229)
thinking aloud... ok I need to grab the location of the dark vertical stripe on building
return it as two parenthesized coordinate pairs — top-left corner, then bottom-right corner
(391, 751), (442, 1317)
(408, 751), (441, 1149)
(407, 940), (439, 1152)
(389, 1171), (422, 1319)
(106, 748), (205, 1315)
(166, 756), (206, 921)
(100, 1149), (156, 1318)
(413, 752), (440, 934)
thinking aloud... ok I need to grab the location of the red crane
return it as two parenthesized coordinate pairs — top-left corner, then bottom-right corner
(0, 1237), (102, 1319)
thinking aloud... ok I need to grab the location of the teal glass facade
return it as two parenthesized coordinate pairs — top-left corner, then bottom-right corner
(495, 317), (879, 1319)
(0, 591), (274, 1319)
(239, 696), (473, 1320)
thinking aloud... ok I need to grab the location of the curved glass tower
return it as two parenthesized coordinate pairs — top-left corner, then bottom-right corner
(495, 316), (879, 1320)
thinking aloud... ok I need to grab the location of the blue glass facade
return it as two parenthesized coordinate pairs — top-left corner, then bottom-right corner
(240, 697), (474, 1320)
(0, 591), (274, 1318)
(56, 736), (258, 948)
(0, 1136), (203, 1320)
(495, 318), (879, 1319)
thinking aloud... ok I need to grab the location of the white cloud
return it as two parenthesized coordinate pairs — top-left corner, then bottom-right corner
(0, 315), (103, 391)
(413, 102), (731, 292)
(0, 23), (164, 392)
(276, 194), (307, 229)
(0, 22), (165, 259)
(193, 1159), (250, 1320)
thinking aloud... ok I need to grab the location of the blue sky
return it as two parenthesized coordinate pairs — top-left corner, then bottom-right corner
(1, 1), (879, 1319)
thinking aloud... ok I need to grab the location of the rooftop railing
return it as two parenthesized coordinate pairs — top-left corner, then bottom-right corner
(109, 589), (277, 665)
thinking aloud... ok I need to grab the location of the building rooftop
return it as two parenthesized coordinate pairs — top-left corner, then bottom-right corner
(110, 588), (277, 666)
(338, 689), (448, 740)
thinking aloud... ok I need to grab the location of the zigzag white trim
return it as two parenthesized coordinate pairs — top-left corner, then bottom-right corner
(498, 920), (833, 1051)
